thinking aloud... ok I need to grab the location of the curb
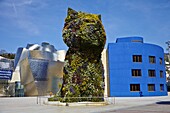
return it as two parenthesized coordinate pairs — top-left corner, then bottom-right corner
(45, 101), (109, 106)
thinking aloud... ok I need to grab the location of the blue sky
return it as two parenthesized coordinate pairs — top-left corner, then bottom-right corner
(0, 0), (170, 53)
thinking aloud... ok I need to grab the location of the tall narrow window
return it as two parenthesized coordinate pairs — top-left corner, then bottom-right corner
(160, 71), (163, 78)
(159, 58), (163, 64)
(133, 55), (142, 62)
(132, 69), (142, 77)
(149, 56), (156, 64)
(148, 84), (155, 91)
(130, 84), (140, 91)
(160, 84), (164, 91)
(148, 70), (156, 77)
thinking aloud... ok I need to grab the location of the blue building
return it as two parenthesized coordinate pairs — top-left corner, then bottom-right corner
(107, 37), (167, 97)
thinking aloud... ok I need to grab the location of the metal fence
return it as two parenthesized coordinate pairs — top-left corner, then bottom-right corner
(37, 96), (116, 105)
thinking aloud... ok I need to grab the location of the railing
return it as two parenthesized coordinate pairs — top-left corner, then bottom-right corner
(39, 96), (116, 105)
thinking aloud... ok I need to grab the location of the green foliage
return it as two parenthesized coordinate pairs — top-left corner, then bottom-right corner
(48, 95), (63, 101)
(165, 54), (170, 62)
(0, 53), (15, 59)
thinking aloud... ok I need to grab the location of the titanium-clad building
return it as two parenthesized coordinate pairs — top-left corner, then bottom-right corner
(107, 37), (167, 97)
(13, 42), (65, 96)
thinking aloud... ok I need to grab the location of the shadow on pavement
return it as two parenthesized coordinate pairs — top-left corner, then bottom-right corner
(156, 101), (170, 105)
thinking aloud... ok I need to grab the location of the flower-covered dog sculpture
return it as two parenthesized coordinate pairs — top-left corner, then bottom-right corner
(61, 8), (106, 102)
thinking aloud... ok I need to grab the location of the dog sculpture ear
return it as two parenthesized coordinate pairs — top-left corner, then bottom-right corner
(68, 8), (78, 16)
(98, 15), (101, 20)
(65, 8), (78, 22)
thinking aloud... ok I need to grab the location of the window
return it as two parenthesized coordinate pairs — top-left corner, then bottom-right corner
(148, 84), (155, 91)
(160, 84), (164, 91)
(130, 84), (140, 91)
(132, 69), (142, 77)
(149, 56), (156, 64)
(159, 58), (163, 64)
(160, 71), (163, 78)
(148, 70), (156, 77)
(133, 55), (142, 62)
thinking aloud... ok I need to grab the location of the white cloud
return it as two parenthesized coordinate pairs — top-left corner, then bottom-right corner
(15, 0), (32, 6)
(17, 19), (40, 35)
(0, 0), (49, 36)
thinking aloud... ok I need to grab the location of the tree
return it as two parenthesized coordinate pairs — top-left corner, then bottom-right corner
(0, 53), (15, 59)
(165, 41), (170, 84)
(166, 41), (170, 63)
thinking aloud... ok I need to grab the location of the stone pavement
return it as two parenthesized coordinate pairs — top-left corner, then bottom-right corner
(0, 96), (170, 113)
(104, 104), (170, 113)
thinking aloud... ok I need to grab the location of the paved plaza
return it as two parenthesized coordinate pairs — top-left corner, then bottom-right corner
(0, 95), (170, 113)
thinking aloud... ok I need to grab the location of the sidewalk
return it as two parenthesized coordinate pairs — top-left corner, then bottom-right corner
(0, 95), (170, 113)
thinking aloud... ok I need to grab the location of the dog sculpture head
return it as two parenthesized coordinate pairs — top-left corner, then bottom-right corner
(62, 8), (106, 52)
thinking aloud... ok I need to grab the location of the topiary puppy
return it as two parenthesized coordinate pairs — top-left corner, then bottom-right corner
(61, 8), (106, 102)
